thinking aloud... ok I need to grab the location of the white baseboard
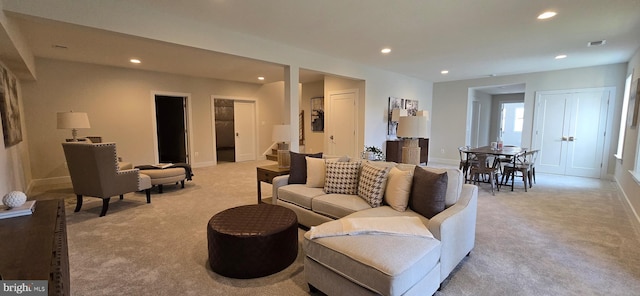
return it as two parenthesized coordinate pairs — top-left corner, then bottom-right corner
(191, 161), (217, 168)
(614, 178), (640, 235)
(428, 158), (459, 166)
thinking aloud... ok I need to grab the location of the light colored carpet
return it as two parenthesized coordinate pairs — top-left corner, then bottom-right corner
(30, 160), (640, 295)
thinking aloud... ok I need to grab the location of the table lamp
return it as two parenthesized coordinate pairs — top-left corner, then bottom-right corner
(272, 124), (291, 168)
(57, 111), (90, 141)
(397, 112), (429, 165)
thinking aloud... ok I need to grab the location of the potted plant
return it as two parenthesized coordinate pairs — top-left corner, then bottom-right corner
(363, 145), (384, 161)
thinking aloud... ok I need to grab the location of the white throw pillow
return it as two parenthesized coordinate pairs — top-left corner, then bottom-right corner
(306, 156), (326, 188)
(384, 167), (414, 211)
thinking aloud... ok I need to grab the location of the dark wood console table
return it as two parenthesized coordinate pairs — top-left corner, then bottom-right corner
(256, 164), (290, 204)
(386, 138), (429, 165)
(0, 199), (70, 296)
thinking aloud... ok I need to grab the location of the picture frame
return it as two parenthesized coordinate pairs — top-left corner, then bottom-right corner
(630, 78), (640, 128)
(387, 97), (419, 136)
(311, 96), (324, 132)
(0, 65), (23, 147)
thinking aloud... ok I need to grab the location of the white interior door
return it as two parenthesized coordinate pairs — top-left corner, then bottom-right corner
(327, 90), (357, 157)
(534, 89), (610, 178)
(234, 101), (256, 162)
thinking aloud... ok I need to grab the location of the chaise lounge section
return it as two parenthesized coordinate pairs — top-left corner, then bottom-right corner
(272, 158), (477, 295)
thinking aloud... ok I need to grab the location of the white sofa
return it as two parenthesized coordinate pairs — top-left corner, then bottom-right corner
(272, 161), (478, 296)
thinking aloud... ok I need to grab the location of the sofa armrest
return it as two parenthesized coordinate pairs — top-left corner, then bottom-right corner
(272, 175), (290, 205)
(427, 183), (478, 282)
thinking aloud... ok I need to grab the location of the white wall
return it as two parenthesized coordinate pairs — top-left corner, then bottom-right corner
(432, 63), (627, 171)
(21, 58), (273, 182)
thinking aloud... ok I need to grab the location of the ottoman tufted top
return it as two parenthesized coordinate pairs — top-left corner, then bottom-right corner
(209, 204), (297, 237)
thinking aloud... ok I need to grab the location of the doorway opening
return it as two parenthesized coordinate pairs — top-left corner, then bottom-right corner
(154, 94), (190, 164)
(212, 97), (257, 163)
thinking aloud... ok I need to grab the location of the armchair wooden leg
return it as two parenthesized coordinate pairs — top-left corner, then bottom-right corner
(145, 189), (151, 203)
(74, 195), (83, 212)
(119, 194), (124, 200)
(99, 197), (111, 217)
(181, 180), (185, 188)
(158, 184), (163, 194)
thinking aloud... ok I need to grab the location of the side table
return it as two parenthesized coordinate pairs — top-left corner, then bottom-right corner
(256, 164), (290, 204)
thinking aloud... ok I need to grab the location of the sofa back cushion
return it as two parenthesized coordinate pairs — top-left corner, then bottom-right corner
(324, 161), (361, 195)
(396, 165), (463, 207)
(288, 152), (323, 184)
(409, 167), (448, 219)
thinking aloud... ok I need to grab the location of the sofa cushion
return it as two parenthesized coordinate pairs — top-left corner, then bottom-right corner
(288, 152), (323, 184)
(305, 157), (326, 188)
(384, 167), (414, 212)
(278, 184), (325, 209)
(357, 162), (391, 208)
(312, 194), (371, 219)
(324, 161), (361, 195)
(396, 165), (463, 208)
(303, 226), (441, 296)
(409, 167), (448, 219)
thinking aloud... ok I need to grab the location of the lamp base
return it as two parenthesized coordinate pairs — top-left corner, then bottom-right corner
(277, 149), (290, 168)
(401, 139), (420, 165)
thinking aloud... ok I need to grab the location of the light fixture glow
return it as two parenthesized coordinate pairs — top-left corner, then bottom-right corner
(381, 48), (391, 54)
(555, 54), (567, 59)
(258, 76), (265, 80)
(441, 70), (449, 74)
(537, 11), (557, 20)
(130, 58), (141, 64)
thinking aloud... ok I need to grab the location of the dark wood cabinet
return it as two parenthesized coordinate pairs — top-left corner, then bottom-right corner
(386, 138), (429, 165)
(0, 199), (70, 296)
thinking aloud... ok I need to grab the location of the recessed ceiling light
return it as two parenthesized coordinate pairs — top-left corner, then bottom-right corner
(441, 70), (449, 75)
(555, 54), (567, 59)
(130, 58), (141, 64)
(381, 48), (391, 54)
(258, 76), (265, 80)
(537, 11), (557, 20)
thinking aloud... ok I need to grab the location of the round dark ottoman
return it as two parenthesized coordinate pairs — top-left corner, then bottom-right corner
(207, 204), (298, 279)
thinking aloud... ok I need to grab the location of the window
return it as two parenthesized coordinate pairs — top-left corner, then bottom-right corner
(615, 74), (632, 159)
(514, 107), (524, 132)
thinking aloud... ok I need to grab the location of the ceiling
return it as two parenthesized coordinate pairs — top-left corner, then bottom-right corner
(4, 0), (640, 87)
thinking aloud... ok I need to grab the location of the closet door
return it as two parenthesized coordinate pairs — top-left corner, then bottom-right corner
(533, 88), (611, 178)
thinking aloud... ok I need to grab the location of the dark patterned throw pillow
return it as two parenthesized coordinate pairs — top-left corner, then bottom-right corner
(358, 162), (391, 207)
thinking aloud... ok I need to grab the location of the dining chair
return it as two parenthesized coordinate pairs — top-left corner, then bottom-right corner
(469, 153), (500, 195)
(501, 150), (536, 192)
(458, 146), (478, 182)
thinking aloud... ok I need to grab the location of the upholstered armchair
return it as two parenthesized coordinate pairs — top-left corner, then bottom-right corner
(62, 142), (152, 217)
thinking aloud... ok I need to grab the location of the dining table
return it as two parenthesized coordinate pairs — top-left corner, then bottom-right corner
(460, 145), (529, 190)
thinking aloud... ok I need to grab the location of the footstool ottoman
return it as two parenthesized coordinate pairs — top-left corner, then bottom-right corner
(138, 167), (186, 193)
(207, 204), (298, 279)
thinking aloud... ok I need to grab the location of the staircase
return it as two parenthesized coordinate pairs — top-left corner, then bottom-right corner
(266, 148), (278, 161)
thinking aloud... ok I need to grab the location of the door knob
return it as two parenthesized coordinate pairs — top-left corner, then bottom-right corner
(562, 136), (568, 141)
(568, 136), (575, 141)
(236, 132), (239, 136)
(330, 135), (334, 140)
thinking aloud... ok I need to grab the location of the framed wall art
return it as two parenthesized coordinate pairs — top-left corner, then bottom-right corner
(311, 96), (324, 132)
(387, 97), (418, 136)
(0, 65), (23, 147)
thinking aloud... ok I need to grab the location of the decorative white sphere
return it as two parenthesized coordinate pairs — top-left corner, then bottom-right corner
(3, 191), (27, 208)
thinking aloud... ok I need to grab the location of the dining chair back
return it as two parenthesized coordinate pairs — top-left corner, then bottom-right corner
(501, 150), (537, 192)
(469, 153), (500, 195)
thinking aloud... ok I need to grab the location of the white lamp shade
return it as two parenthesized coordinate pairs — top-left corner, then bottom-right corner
(416, 110), (430, 120)
(397, 116), (429, 138)
(272, 125), (291, 142)
(391, 108), (408, 122)
(57, 112), (90, 129)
